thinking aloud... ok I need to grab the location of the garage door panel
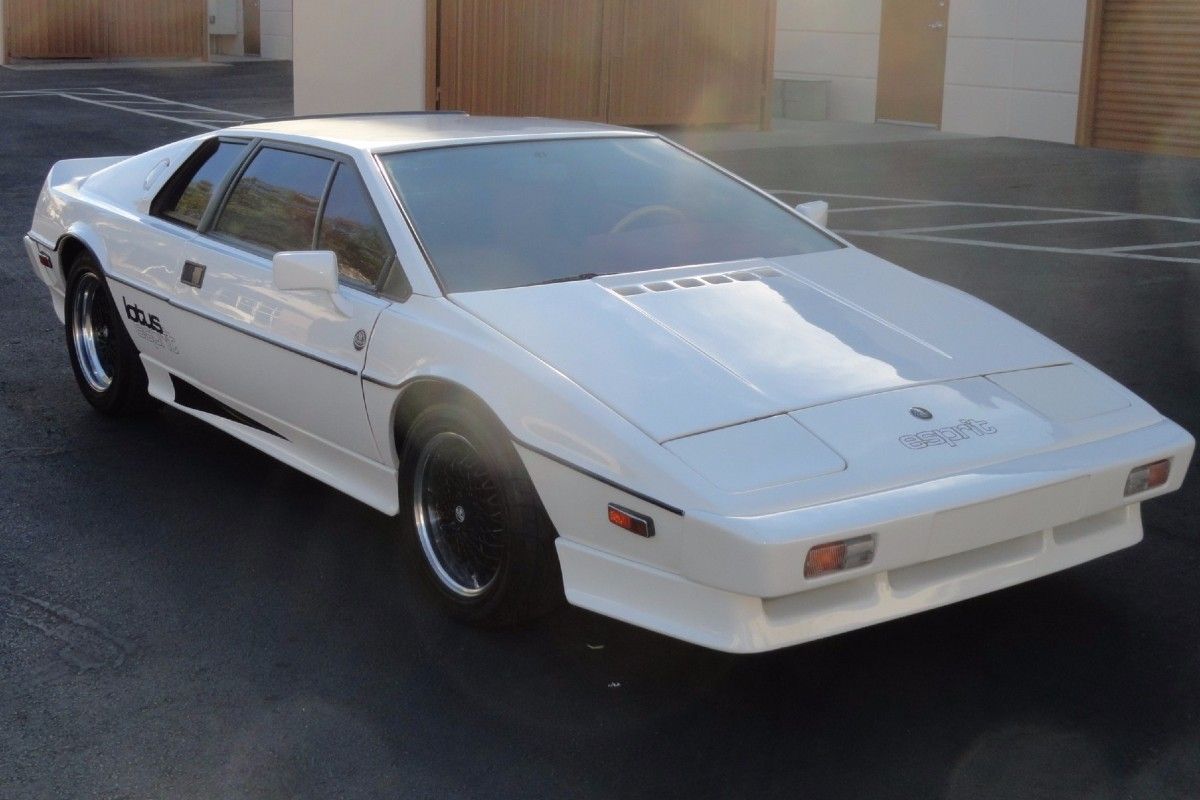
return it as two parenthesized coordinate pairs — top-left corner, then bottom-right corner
(5, 0), (205, 60)
(606, 0), (772, 126)
(433, 0), (774, 127)
(107, 0), (206, 58)
(436, 0), (609, 121)
(1083, 0), (1200, 157)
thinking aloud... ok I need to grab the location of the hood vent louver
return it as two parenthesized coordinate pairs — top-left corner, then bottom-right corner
(613, 285), (646, 297)
(611, 265), (784, 297)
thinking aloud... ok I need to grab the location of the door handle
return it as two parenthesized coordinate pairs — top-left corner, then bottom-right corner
(928, 20), (946, 30)
(181, 261), (206, 288)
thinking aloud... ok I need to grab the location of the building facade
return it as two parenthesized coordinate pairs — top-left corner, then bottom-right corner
(775, 0), (1088, 144)
(293, 1), (1196, 157)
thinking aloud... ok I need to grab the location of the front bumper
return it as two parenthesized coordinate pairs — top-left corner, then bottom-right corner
(25, 234), (67, 323)
(525, 418), (1193, 653)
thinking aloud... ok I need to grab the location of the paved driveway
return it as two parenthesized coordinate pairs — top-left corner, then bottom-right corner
(2, 62), (1197, 800)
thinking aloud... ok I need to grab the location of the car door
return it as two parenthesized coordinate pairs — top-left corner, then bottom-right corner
(167, 141), (396, 462)
(105, 137), (252, 375)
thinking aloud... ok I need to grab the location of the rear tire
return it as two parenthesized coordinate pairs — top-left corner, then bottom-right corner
(64, 254), (153, 416)
(398, 402), (562, 627)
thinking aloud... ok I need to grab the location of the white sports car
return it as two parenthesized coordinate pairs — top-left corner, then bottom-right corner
(25, 113), (1194, 652)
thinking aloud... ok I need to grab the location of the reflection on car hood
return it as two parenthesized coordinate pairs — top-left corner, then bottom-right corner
(452, 247), (1070, 442)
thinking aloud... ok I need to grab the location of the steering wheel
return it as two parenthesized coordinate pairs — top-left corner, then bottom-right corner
(610, 204), (686, 234)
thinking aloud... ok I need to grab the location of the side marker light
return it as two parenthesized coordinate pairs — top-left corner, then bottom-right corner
(805, 535), (875, 579)
(607, 504), (654, 538)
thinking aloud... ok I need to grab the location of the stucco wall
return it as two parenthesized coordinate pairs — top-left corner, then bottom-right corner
(293, 0), (425, 114)
(210, 0), (293, 60)
(774, 0), (1088, 143)
(941, 0), (1087, 143)
(260, 0), (292, 59)
(774, 0), (881, 123)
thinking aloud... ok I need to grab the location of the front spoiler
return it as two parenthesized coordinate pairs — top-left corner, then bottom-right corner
(533, 418), (1192, 652)
(558, 503), (1139, 653)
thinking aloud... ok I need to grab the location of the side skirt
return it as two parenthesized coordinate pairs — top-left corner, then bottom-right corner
(140, 355), (402, 516)
(170, 374), (287, 439)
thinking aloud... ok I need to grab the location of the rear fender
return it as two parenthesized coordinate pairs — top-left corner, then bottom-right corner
(57, 222), (112, 281)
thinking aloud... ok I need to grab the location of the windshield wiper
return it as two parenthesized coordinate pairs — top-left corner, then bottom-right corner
(531, 272), (607, 286)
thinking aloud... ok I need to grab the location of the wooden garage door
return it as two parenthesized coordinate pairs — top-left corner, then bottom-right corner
(1078, 0), (1200, 157)
(5, 0), (206, 61)
(605, 0), (774, 126)
(430, 0), (776, 127)
(433, 0), (610, 121)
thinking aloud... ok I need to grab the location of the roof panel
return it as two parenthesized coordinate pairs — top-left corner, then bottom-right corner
(228, 113), (650, 152)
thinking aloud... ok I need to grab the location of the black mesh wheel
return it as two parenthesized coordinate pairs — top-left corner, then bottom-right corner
(398, 402), (562, 626)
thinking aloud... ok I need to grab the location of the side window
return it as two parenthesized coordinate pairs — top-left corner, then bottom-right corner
(212, 147), (334, 254)
(317, 165), (395, 286)
(154, 139), (247, 229)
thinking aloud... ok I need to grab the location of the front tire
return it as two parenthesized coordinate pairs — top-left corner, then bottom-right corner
(399, 403), (562, 626)
(64, 254), (153, 416)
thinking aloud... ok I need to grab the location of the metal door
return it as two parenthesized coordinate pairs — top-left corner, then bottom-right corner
(875, 0), (950, 126)
(242, 0), (261, 56)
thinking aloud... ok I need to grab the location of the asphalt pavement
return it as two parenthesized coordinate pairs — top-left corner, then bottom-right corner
(1, 61), (1198, 800)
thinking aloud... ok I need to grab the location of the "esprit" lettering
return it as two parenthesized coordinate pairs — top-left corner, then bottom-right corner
(898, 419), (997, 450)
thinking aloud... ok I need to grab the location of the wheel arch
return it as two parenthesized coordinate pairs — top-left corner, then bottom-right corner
(57, 235), (94, 281)
(56, 223), (110, 281)
(390, 376), (506, 462)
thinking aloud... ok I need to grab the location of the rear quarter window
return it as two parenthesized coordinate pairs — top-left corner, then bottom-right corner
(153, 139), (248, 229)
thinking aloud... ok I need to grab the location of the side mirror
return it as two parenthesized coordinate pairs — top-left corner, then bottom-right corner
(273, 250), (339, 293)
(795, 200), (829, 228)
(272, 251), (352, 315)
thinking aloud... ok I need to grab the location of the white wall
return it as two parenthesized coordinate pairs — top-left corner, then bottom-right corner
(774, 0), (1088, 143)
(210, 0), (293, 60)
(293, 0), (425, 114)
(941, 0), (1087, 142)
(774, 0), (882, 123)
(260, 0), (293, 60)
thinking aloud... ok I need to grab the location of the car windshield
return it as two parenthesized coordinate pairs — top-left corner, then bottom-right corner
(380, 137), (840, 293)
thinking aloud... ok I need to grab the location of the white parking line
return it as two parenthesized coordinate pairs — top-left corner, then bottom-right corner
(841, 230), (1200, 265)
(830, 202), (952, 213)
(58, 92), (221, 129)
(98, 87), (260, 118)
(769, 189), (1200, 225)
(872, 214), (1137, 236)
(1089, 240), (1200, 254)
(771, 189), (1200, 266)
(0, 86), (261, 130)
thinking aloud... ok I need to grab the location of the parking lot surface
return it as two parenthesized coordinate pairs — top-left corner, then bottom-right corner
(2, 62), (1198, 799)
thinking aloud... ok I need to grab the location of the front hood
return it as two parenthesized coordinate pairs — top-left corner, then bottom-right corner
(453, 248), (1071, 442)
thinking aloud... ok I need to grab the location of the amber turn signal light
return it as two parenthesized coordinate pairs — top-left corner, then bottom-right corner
(804, 534), (875, 579)
(608, 504), (654, 537)
(1124, 459), (1170, 497)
